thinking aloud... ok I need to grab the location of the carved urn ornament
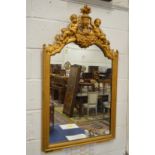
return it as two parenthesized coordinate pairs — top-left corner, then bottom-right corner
(44, 5), (118, 59)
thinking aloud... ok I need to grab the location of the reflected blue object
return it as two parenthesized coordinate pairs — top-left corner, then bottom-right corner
(50, 124), (85, 143)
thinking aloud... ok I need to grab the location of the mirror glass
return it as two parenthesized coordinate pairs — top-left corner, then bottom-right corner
(49, 43), (112, 144)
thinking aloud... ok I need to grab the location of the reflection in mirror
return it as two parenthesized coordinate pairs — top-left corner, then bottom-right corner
(49, 43), (112, 144)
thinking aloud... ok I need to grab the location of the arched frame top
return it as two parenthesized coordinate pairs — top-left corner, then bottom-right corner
(43, 5), (118, 59)
(42, 5), (119, 152)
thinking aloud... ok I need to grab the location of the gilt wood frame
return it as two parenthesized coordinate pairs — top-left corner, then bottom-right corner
(42, 5), (118, 152)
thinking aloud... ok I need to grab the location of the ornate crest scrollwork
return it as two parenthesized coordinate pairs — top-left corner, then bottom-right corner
(44, 5), (118, 59)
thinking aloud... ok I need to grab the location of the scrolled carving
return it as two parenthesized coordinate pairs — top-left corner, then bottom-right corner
(44, 5), (117, 59)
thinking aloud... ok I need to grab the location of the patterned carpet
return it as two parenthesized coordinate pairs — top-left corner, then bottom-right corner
(54, 106), (110, 136)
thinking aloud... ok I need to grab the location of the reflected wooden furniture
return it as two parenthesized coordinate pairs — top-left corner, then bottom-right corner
(99, 68), (111, 80)
(76, 77), (111, 116)
(63, 65), (81, 117)
(60, 69), (66, 76)
(82, 72), (93, 79)
(50, 64), (61, 74)
(88, 66), (99, 79)
(105, 68), (112, 79)
(50, 74), (68, 104)
(88, 66), (99, 73)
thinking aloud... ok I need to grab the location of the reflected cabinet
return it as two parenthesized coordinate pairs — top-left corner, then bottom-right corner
(42, 5), (118, 152)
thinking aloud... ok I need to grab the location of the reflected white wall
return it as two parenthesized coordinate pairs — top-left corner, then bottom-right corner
(51, 44), (112, 71)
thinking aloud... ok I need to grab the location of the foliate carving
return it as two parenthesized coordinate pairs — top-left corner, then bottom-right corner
(75, 33), (96, 48)
(44, 5), (118, 58)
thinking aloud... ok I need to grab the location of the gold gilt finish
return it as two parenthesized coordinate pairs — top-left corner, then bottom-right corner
(42, 5), (119, 152)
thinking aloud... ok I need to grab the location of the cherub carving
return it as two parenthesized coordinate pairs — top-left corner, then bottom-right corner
(68, 14), (78, 34)
(60, 14), (78, 40)
(48, 5), (112, 52)
(93, 18), (106, 40)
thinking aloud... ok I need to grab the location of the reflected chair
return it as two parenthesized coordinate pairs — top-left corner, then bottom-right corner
(103, 101), (110, 112)
(103, 83), (111, 102)
(102, 101), (111, 124)
(83, 92), (98, 116)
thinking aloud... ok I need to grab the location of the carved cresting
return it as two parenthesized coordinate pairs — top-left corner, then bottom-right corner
(44, 5), (118, 59)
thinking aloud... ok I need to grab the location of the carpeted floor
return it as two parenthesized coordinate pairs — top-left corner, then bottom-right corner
(54, 106), (110, 136)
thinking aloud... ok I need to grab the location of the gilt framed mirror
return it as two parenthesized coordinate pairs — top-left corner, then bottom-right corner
(42, 5), (118, 152)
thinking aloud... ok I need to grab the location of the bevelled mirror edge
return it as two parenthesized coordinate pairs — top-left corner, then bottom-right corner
(42, 5), (119, 152)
